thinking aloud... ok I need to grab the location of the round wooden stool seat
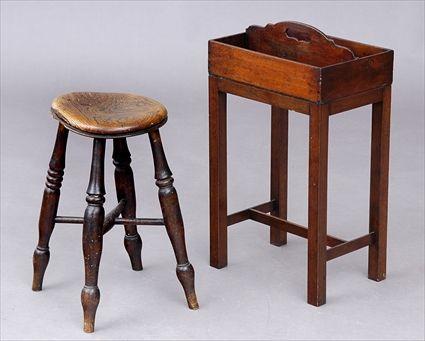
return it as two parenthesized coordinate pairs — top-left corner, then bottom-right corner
(51, 92), (168, 138)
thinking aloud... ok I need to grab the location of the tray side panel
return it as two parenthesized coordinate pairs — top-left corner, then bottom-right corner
(209, 40), (321, 102)
(329, 36), (388, 57)
(215, 33), (246, 47)
(246, 22), (356, 67)
(320, 50), (393, 102)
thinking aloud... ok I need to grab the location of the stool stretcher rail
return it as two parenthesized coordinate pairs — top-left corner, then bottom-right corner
(103, 199), (127, 234)
(55, 216), (165, 226)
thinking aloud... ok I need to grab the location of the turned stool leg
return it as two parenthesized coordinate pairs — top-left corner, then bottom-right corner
(32, 123), (69, 291)
(307, 104), (329, 306)
(81, 138), (106, 333)
(113, 138), (143, 271)
(148, 129), (199, 310)
(270, 106), (289, 246)
(368, 86), (391, 281)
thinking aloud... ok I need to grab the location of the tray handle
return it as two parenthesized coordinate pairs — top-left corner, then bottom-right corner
(246, 21), (357, 66)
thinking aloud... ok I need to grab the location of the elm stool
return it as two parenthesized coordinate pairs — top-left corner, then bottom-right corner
(209, 22), (393, 305)
(32, 92), (199, 333)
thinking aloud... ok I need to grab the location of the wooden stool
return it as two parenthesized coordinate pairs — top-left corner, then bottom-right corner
(32, 92), (199, 332)
(208, 22), (393, 306)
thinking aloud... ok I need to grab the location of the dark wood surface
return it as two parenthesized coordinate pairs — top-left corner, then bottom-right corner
(246, 21), (356, 67)
(209, 76), (228, 269)
(327, 233), (374, 261)
(270, 106), (288, 246)
(149, 129), (199, 310)
(307, 103), (329, 306)
(32, 123), (69, 291)
(368, 85), (391, 281)
(329, 88), (383, 115)
(51, 92), (168, 138)
(55, 215), (164, 226)
(102, 199), (126, 234)
(215, 77), (310, 115)
(247, 209), (345, 247)
(113, 138), (143, 271)
(81, 138), (106, 333)
(227, 200), (275, 227)
(209, 21), (393, 306)
(209, 36), (321, 101)
(320, 51), (393, 102)
(34, 94), (198, 332)
(209, 21), (393, 103)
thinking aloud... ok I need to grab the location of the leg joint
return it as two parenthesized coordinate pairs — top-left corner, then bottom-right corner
(35, 246), (49, 253)
(176, 262), (191, 271)
(86, 194), (105, 205)
(156, 176), (174, 188)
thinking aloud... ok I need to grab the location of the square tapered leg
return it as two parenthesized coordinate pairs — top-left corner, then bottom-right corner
(307, 104), (329, 306)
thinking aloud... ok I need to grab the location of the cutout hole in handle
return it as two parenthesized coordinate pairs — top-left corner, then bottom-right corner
(285, 28), (311, 43)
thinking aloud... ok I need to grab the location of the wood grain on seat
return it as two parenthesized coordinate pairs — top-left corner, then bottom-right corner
(51, 92), (168, 138)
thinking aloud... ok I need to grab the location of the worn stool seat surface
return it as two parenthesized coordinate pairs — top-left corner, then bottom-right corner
(51, 92), (168, 138)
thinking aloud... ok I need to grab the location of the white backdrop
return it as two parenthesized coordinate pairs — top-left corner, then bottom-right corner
(1, 1), (424, 340)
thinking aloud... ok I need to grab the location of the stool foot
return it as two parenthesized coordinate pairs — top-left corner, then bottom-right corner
(124, 234), (143, 271)
(149, 129), (199, 310)
(176, 262), (199, 310)
(81, 285), (100, 333)
(32, 247), (50, 291)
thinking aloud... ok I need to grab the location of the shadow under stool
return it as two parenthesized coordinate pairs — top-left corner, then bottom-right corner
(32, 92), (199, 333)
(208, 22), (393, 306)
